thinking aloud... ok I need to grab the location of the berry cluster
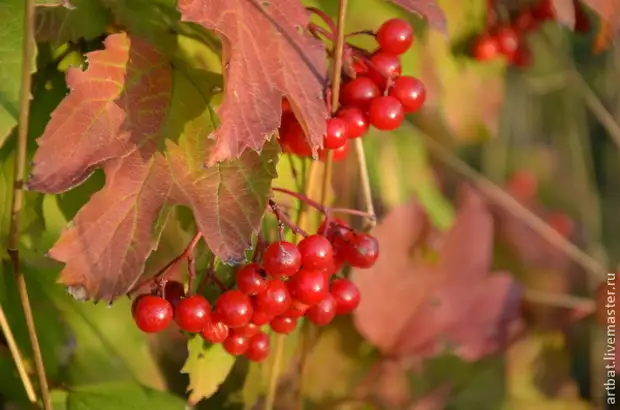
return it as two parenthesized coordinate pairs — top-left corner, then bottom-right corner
(279, 17), (427, 162)
(131, 217), (378, 362)
(471, 0), (590, 68)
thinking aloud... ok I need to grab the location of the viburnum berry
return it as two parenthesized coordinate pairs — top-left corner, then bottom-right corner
(306, 293), (337, 326)
(342, 233), (380, 268)
(287, 268), (328, 306)
(532, 0), (555, 21)
(174, 295), (212, 333)
(214, 290), (253, 328)
(245, 332), (271, 362)
(201, 320), (229, 343)
(236, 263), (267, 295)
(336, 106), (369, 138)
(253, 279), (292, 317)
(471, 34), (500, 61)
(283, 299), (310, 318)
(318, 217), (351, 239)
(368, 95), (404, 131)
(389, 76), (426, 113)
(250, 309), (272, 326)
(163, 280), (185, 309)
(514, 8), (539, 32)
(507, 170), (538, 202)
(132, 295), (173, 333)
(375, 18), (414, 55)
(263, 240), (302, 277)
(367, 51), (402, 89)
(297, 234), (334, 270)
(270, 315), (298, 334)
(495, 25), (520, 59)
(323, 117), (349, 149)
(330, 278), (361, 315)
(231, 322), (260, 338)
(319, 139), (350, 162)
(223, 334), (249, 356)
(279, 119), (312, 157)
(340, 76), (381, 110)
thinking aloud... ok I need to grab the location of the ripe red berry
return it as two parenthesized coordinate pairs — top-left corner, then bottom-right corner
(245, 331), (271, 362)
(201, 320), (229, 343)
(214, 290), (253, 328)
(367, 51), (402, 89)
(375, 18), (414, 55)
(340, 77), (381, 110)
(495, 25), (521, 58)
(336, 106), (369, 138)
(174, 295), (211, 333)
(507, 170), (538, 202)
(251, 309), (272, 325)
(319, 139), (350, 162)
(471, 34), (500, 61)
(263, 241), (302, 277)
(280, 119), (312, 157)
(306, 293), (337, 326)
(321, 257), (343, 280)
(532, 0), (555, 21)
(132, 295), (173, 333)
(223, 334), (249, 356)
(283, 299), (310, 318)
(318, 217), (351, 239)
(342, 233), (380, 268)
(368, 96), (404, 131)
(514, 8), (539, 32)
(330, 278), (361, 315)
(270, 315), (298, 334)
(297, 234), (334, 270)
(287, 268), (328, 306)
(389, 76), (426, 113)
(236, 263), (267, 295)
(231, 322), (260, 338)
(253, 279), (292, 317)
(163, 281), (185, 309)
(324, 117), (349, 149)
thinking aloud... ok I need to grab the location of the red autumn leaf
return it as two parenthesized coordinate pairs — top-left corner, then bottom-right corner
(552, 0), (620, 33)
(352, 187), (523, 361)
(28, 33), (279, 302)
(177, 0), (327, 165)
(387, 0), (447, 33)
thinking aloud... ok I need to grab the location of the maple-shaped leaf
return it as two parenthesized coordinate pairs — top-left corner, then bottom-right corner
(177, 0), (328, 165)
(28, 33), (279, 301)
(387, 0), (447, 33)
(352, 187), (523, 361)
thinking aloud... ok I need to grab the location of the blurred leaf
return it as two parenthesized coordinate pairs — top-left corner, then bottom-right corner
(408, 384), (451, 410)
(386, 0), (447, 33)
(58, 382), (186, 409)
(35, 0), (110, 46)
(181, 337), (236, 405)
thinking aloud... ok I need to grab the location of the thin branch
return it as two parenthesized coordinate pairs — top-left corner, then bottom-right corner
(269, 199), (309, 238)
(418, 129), (607, 280)
(6, 0), (52, 408)
(523, 289), (595, 311)
(0, 305), (37, 403)
(353, 139), (376, 230)
(264, 333), (285, 410)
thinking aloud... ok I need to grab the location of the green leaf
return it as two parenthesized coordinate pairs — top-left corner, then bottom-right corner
(57, 382), (186, 409)
(181, 336), (236, 405)
(35, 0), (111, 46)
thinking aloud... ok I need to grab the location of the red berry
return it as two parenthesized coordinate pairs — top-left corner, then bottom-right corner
(388, 76), (426, 113)
(283, 299), (310, 318)
(514, 8), (540, 32)
(511, 44), (532, 68)
(340, 77), (381, 110)
(471, 34), (500, 61)
(318, 217), (351, 239)
(495, 25), (521, 58)
(532, 0), (555, 21)
(330, 278), (361, 315)
(280, 119), (312, 157)
(231, 322), (260, 338)
(245, 331), (271, 362)
(306, 293), (337, 326)
(336, 106), (369, 138)
(223, 334), (249, 356)
(214, 290), (253, 328)
(263, 241), (302, 277)
(132, 295), (173, 333)
(324, 117), (349, 149)
(507, 170), (538, 202)
(375, 18), (414, 55)
(297, 234), (334, 270)
(201, 321), (229, 343)
(251, 309), (273, 326)
(368, 96), (404, 131)
(367, 51), (402, 89)
(163, 281), (185, 308)
(319, 139), (350, 162)
(321, 257), (343, 280)
(547, 212), (574, 238)
(287, 268), (328, 306)
(281, 98), (292, 114)
(342, 233), (380, 268)
(236, 263), (267, 295)
(174, 295), (211, 333)
(253, 279), (292, 317)
(270, 315), (298, 334)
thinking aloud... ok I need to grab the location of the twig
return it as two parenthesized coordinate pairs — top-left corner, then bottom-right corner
(523, 289), (595, 311)
(265, 333), (285, 410)
(268, 199), (309, 238)
(0, 305), (37, 403)
(353, 139), (376, 230)
(6, 1), (53, 408)
(418, 129), (608, 280)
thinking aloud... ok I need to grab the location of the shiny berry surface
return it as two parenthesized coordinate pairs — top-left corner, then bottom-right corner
(343, 233), (380, 268)
(336, 106), (369, 138)
(245, 332), (271, 362)
(297, 234), (334, 270)
(472, 34), (500, 61)
(368, 96), (404, 131)
(375, 18), (414, 55)
(323, 117), (349, 149)
(389, 76), (426, 113)
(330, 278), (361, 315)
(340, 77), (381, 110)
(132, 295), (173, 333)
(201, 321), (229, 343)
(263, 241), (302, 277)
(236, 263), (267, 295)
(319, 139), (350, 162)
(367, 51), (402, 89)
(231, 322), (260, 338)
(174, 295), (211, 333)
(253, 279), (292, 317)
(214, 290), (253, 328)
(306, 293), (337, 326)
(270, 315), (298, 334)
(287, 268), (328, 306)
(223, 334), (249, 356)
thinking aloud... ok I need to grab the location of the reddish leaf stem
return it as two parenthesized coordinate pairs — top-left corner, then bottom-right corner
(308, 23), (334, 41)
(306, 7), (337, 33)
(273, 187), (324, 211)
(269, 199), (309, 237)
(344, 29), (375, 38)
